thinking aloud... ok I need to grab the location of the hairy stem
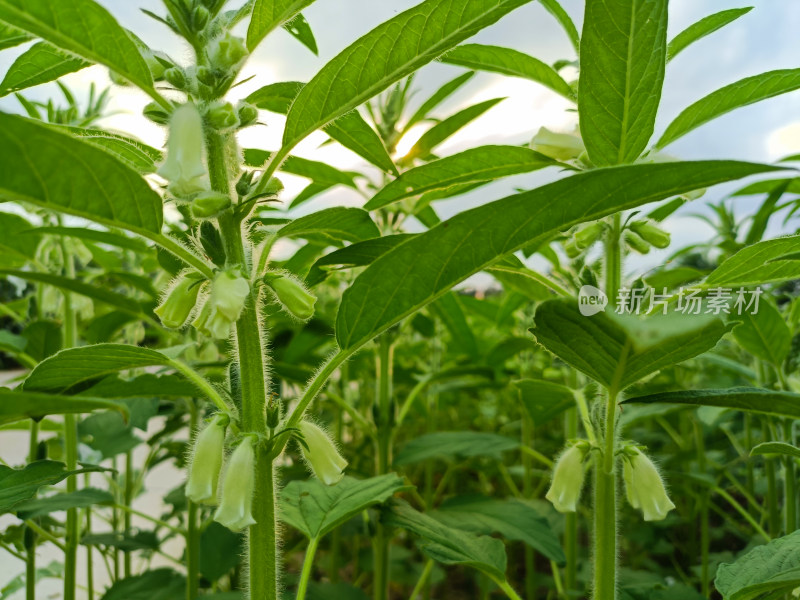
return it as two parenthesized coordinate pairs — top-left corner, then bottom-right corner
(593, 389), (618, 600)
(374, 335), (394, 600)
(295, 536), (320, 600)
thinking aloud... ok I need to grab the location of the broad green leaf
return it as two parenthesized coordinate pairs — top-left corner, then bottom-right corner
(34, 226), (151, 253)
(306, 234), (413, 286)
(246, 81), (302, 113)
(24, 344), (170, 393)
(335, 161), (780, 351)
(751, 442), (800, 460)
(530, 299), (732, 391)
(623, 387), (800, 419)
(277, 208), (380, 245)
(58, 126), (162, 174)
(667, 7), (753, 62)
(282, 0), (533, 147)
(404, 71), (475, 131)
(732, 300), (791, 366)
(0, 42), (89, 96)
(245, 149), (356, 188)
(0, 212), (40, 267)
(404, 97), (504, 161)
(0, 460), (104, 514)
(0, 113), (163, 234)
(21, 320), (62, 362)
(513, 379), (574, 423)
(656, 69), (800, 149)
(706, 235), (800, 288)
(434, 495), (565, 564)
(383, 499), (507, 580)
(80, 374), (199, 399)
(441, 44), (574, 100)
(0, 269), (149, 316)
(0, 389), (127, 426)
(280, 474), (407, 539)
(579, 0), (668, 165)
(539, 0), (579, 53)
(715, 530), (800, 600)
(0, 0), (158, 98)
(644, 266), (705, 290)
(247, 0), (315, 51)
(99, 569), (185, 600)
(199, 522), (243, 582)
(365, 146), (555, 210)
(394, 432), (518, 467)
(15, 488), (114, 520)
(0, 21), (28, 50)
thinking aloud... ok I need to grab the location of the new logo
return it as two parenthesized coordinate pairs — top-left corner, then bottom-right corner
(578, 285), (608, 316)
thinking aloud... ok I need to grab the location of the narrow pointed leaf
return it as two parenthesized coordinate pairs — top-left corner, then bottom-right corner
(750, 442), (800, 460)
(283, 13), (318, 55)
(33, 226), (151, 253)
(539, 0), (579, 53)
(441, 44), (574, 100)
(579, 0), (668, 165)
(282, 0), (533, 147)
(336, 161), (781, 351)
(0, 389), (128, 426)
(0, 21), (29, 50)
(57, 126), (162, 174)
(623, 387), (800, 419)
(247, 0), (315, 51)
(667, 7), (753, 61)
(706, 235), (800, 287)
(732, 300), (791, 366)
(0, 212), (40, 267)
(657, 69), (800, 149)
(0, 42), (90, 96)
(405, 71), (475, 131)
(245, 149), (356, 188)
(0, 113), (163, 234)
(15, 488), (115, 520)
(277, 207), (380, 245)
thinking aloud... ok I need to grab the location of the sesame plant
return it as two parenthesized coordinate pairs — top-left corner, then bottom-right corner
(1, 1), (800, 600)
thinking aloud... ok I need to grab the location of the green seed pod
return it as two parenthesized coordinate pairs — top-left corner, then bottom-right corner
(623, 447), (676, 521)
(624, 231), (651, 255)
(209, 34), (249, 71)
(164, 67), (187, 89)
(265, 273), (317, 320)
(629, 220), (671, 249)
(573, 221), (605, 250)
(158, 103), (209, 198)
(185, 414), (228, 505)
(154, 273), (202, 328)
(237, 102), (259, 127)
(191, 5), (210, 30)
(191, 191), (231, 219)
(143, 102), (170, 125)
(206, 102), (240, 131)
(196, 65), (216, 87)
(299, 421), (348, 486)
(530, 127), (585, 161)
(214, 436), (257, 532)
(546, 441), (589, 513)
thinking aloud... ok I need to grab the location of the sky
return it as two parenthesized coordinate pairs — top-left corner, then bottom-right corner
(0, 0), (799, 275)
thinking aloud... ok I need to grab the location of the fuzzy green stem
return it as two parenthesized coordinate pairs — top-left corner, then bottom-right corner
(564, 409), (579, 594)
(166, 358), (235, 416)
(490, 576), (524, 600)
(593, 390), (618, 600)
(605, 214), (622, 303)
(186, 402), (200, 600)
(295, 537), (320, 600)
(374, 335), (393, 600)
(26, 421), (39, 600)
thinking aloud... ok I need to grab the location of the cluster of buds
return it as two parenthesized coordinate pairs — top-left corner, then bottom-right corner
(625, 220), (671, 255)
(546, 440), (590, 513)
(622, 445), (676, 521)
(264, 272), (317, 321)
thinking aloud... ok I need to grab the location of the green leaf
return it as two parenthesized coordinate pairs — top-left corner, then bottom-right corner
(656, 69), (800, 149)
(280, 474), (407, 539)
(34, 226), (151, 253)
(434, 495), (565, 564)
(0, 460), (104, 514)
(335, 161), (780, 351)
(667, 7), (753, 62)
(430, 293), (478, 359)
(245, 149), (356, 188)
(0, 212), (40, 267)
(441, 44), (574, 100)
(394, 432), (518, 467)
(513, 379), (574, 423)
(14, 488), (114, 520)
(530, 299), (732, 392)
(365, 145), (554, 210)
(0, 389), (127, 426)
(247, 0), (315, 51)
(0, 0), (158, 98)
(246, 81), (302, 113)
(283, 13), (318, 55)
(623, 387), (800, 420)
(405, 71), (475, 131)
(0, 21), (29, 50)
(100, 569), (185, 600)
(538, 0), (579, 54)
(199, 522), (243, 581)
(21, 320), (62, 362)
(732, 300), (791, 366)
(57, 126), (162, 174)
(750, 442), (800, 460)
(0, 42), (90, 96)
(383, 499), (507, 580)
(24, 344), (170, 393)
(282, 0), (533, 147)
(706, 235), (800, 288)
(405, 97), (504, 161)
(80, 373), (199, 399)
(579, 0), (668, 165)
(277, 208), (380, 245)
(0, 269), (149, 316)
(0, 113), (163, 234)
(733, 178), (800, 197)
(715, 530), (800, 600)
(306, 234), (413, 286)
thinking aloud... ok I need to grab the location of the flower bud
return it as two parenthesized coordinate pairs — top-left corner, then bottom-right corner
(237, 102), (259, 127)
(209, 34), (249, 71)
(574, 222), (604, 250)
(214, 436), (257, 531)
(164, 67), (187, 89)
(144, 52), (167, 81)
(143, 102), (170, 125)
(196, 65), (216, 87)
(563, 238), (581, 259)
(299, 421), (347, 485)
(191, 5), (210, 30)
(623, 447), (676, 521)
(157, 103), (209, 197)
(545, 442), (589, 513)
(155, 273), (202, 328)
(624, 231), (651, 254)
(530, 127), (585, 161)
(206, 101), (240, 131)
(265, 273), (316, 320)
(629, 220), (670, 249)
(191, 191), (231, 219)
(185, 414), (228, 505)
(192, 271), (250, 339)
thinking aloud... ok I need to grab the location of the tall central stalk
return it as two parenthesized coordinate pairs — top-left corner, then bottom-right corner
(374, 334), (393, 600)
(205, 129), (276, 600)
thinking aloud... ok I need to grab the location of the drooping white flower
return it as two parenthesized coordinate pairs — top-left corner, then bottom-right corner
(214, 436), (257, 532)
(185, 414), (227, 505)
(545, 441), (589, 513)
(299, 421), (347, 485)
(192, 271), (250, 339)
(623, 447), (676, 521)
(157, 103), (208, 197)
